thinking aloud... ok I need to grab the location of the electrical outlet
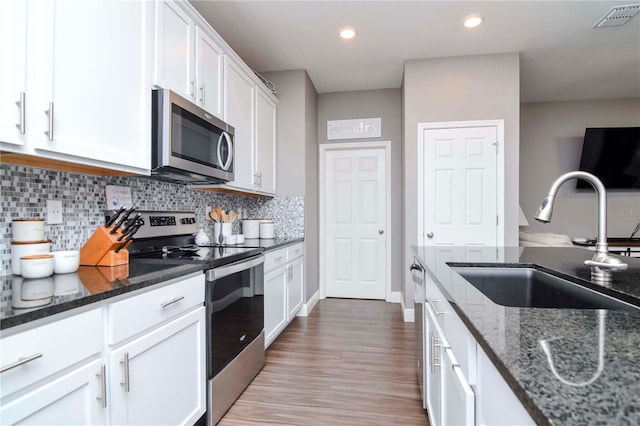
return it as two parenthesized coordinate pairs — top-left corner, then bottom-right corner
(46, 199), (63, 224)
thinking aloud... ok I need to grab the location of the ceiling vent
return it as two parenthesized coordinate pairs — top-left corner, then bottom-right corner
(594, 4), (640, 27)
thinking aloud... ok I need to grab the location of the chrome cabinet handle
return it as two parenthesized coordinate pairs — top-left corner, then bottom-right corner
(428, 299), (445, 316)
(120, 352), (130, 392)
(16, 92), (25, 134)
(190, 80), (195, 99)
(431, 334), (443, 372)
(0, 352), (43, 374)
(378, 230), (384, 235)
(161, 296), (184, 308)
(45, 102), (54, 140)
(426, 232), (434, 239)
(96, 364), (107, 408)
(275, 256), (284, 263)
(199, 82), (206, 104)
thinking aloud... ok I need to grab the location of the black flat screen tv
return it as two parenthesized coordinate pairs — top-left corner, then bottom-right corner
(576, 127), (640, 190)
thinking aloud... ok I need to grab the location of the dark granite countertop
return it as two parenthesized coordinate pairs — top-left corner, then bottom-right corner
(0, 239), (304, 332)
(0, 260), (205, 331)
(411, 246), (640, 425)
(228, 237), (304, 250)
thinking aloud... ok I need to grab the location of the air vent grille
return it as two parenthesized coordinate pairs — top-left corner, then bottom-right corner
(594, 4), (640, 27)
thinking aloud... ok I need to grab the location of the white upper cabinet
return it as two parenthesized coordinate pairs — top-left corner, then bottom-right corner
(196, 28), (224, 118)
(0, 0), (153, 174)
(224, 58), (256, 192)
(154, 1), (194, 98)
(154, 0), (224, 119)
(223, 57), (277, 196)
(255, 89), (277, 194)
(0, 0), (27, 147)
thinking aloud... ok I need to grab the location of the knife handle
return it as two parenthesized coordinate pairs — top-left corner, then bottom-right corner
(105, 206), (126, 227)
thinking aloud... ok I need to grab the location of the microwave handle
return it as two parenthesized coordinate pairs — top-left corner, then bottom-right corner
(217, 131), (233, 171)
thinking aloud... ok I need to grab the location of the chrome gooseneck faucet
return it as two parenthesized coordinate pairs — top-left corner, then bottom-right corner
(535, 171), (627, 282)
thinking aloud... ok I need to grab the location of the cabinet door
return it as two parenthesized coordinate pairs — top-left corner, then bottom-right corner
(109, 307), (206, 426)
(255, 89), (277, 194)
(195, 27), (223, 119)
(0, 359), (107, 425)
(425, 305), (443, 426)
(264, 265), (287, 348)
(442, 347), (474, 426)
(225, 58), (256, 191)
(0, 0), (27, 147)
(30, 0), (152, 171)
(287, 257), (304, 320)
(155, 0), (194, 99)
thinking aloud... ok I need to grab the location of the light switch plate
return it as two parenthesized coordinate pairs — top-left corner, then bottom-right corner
(47, 199), (63, 224)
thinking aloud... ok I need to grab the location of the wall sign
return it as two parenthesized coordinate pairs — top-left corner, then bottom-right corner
(327, 117), (381, 140)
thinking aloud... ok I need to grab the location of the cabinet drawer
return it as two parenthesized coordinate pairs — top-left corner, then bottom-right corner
(0, 309), (102, 397)
(108, 273), (204, 345)
(426, 277), (474, 380)
(264, 247), (287, 273)
(287, 243), (304, 261)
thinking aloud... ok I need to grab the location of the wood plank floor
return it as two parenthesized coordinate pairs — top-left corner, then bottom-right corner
(219, 298), (429, 425)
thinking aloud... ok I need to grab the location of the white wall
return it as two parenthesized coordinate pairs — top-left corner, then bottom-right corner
(317, 89), (403, 293)
(520, 98), (640, 238)
(403, 52), (520, 308)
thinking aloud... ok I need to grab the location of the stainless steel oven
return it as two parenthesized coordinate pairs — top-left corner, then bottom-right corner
(152, 88), (234, 184)
(205, 253), (265, 425)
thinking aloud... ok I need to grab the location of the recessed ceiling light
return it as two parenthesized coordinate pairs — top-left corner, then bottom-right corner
(464, 14), (484, 28)
(340, 27), (356, 39)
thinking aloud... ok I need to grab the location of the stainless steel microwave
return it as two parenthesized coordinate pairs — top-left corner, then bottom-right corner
(151, 89), (234, 184)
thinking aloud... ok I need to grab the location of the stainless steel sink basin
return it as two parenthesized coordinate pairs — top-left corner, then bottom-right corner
(452, 267), (637, 311)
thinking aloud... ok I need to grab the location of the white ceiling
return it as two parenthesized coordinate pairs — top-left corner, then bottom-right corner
(190, 1), (640, 103)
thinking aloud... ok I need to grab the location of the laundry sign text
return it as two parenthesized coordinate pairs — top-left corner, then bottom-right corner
(327, 117), (381, 140)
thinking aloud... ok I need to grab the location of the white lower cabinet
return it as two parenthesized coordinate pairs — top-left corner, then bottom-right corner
(287, 256), (304, 321)
(108, 307), (206, 426)
(0, 358), (107, 425)
(422, 270), (534, 426)
(264, 243), (305, 347)
(264, 264), (288, 347)
(0, 273), (206, 426)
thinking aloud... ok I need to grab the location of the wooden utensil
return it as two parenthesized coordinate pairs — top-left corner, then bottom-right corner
(228, 211), (238, 223)
(208, 210), (219, 222)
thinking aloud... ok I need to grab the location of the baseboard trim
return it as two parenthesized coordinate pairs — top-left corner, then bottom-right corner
(400, 295), (415, 323)
(296, 289), (320, 317)
(389, 291), (402, 304)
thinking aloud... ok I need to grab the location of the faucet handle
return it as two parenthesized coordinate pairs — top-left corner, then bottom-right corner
(584, 258), (628, 271)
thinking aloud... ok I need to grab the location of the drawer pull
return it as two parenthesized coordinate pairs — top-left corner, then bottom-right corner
(0, 352), (43, 374)
(120, 352), (130, 392)
(428, 299), (445, 316)
(275, 256), (284, 262)
(161, 296), (184, 308)
(96, 364), (107, 408)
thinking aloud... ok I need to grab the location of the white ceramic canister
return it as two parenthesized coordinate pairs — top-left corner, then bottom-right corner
(11, 240), (52, 275)
(259, 221), (275, 239)
(11, 218), (45, 242)
(242, 220), (261, 239)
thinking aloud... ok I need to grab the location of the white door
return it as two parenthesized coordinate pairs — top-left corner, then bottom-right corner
(324, 147), (387, 299)
(255, 89), (277, 194)
(422, 124), (500, 246)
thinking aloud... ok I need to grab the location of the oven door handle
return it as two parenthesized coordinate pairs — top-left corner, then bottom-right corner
(206, 254), (264, 281)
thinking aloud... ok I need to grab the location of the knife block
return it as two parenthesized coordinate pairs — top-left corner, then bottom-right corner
(80, 226), (130, 266)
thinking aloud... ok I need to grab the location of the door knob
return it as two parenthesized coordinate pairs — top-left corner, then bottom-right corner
(427, 232), (434, 238)
(378, 230), (384, 235)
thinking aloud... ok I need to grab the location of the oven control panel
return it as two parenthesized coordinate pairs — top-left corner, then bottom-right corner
(105, 210), (198, 239)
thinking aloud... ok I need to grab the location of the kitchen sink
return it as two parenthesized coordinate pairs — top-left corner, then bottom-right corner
(452, 267), (638, 311)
